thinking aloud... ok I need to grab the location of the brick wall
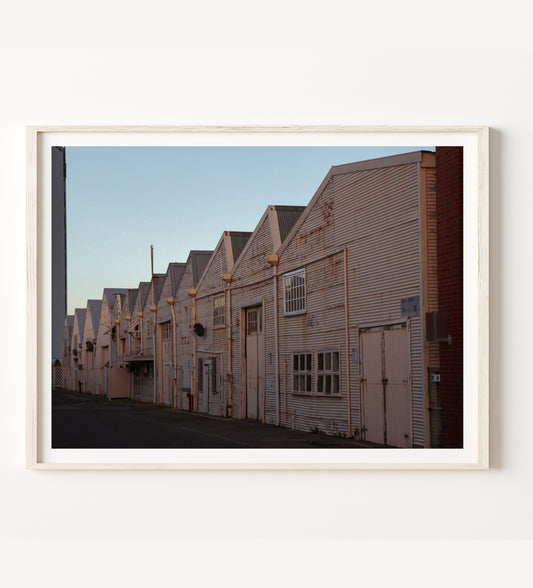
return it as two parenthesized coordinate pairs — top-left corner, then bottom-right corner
(436, 147), (463, 448)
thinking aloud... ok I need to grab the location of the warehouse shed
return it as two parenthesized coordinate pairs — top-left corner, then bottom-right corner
(156, 262), (187, 407)
(194, 231), (252, 416)
(174, 250), (213, 411)
(274, 150), (439, 447)
(228, 205), (305, 422)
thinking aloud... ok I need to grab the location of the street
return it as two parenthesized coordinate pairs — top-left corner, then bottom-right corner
(52, 390), (377, 449)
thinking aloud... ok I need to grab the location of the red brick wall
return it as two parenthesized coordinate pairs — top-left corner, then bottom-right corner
(436, 147), (463, 448)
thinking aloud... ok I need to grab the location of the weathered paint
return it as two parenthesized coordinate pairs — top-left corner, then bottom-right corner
(175, 251), (213, 410)
(229, 206), (304, 421)
(94, 288), (129, 399)
(194, 232), (252, 417)
(276, 151), (438, 446)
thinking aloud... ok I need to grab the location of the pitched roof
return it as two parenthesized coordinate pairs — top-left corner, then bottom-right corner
(135, 282), (152, 311)
(65, 315), (74, 328)
(86, 299), (102, 334)
(103, 287), (130, 310)
(227, 231), (253, 264)
(151, 274), (167, 305)
(166, 262), (187, 295)
(187, 250), (214, 287)
(73, 308), (87, 336)
(124, 288), (139, 314)
(273, 205), (306, 243)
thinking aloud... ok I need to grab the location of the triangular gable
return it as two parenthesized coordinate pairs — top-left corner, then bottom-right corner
(85, 299), (102, 342)
(230, 205), (302, 278)
(277, 150), (427, 257)
(73, 308), (87, 341)
(188, 250), (214, 287)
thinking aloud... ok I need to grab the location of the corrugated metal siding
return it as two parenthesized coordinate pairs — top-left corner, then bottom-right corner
(276, 162), (428, 444)
(230, 213), (277, 421)
(195, 239), (233, 417)
(175, 262), (195, 410)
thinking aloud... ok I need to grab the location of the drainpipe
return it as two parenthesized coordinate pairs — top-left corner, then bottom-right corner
(150, 304), (158, 404)
(166, 297), (178, 409)
(344, 247), (352, 437)
(150, 245), (157, 405)
(220, 274), (233, 418)
(125, 314), (132, 398)
(187, 289), (198, 411)
(265, 255), (280, 426)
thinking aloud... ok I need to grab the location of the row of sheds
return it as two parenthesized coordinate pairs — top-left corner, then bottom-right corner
(61, 149), (460, 448)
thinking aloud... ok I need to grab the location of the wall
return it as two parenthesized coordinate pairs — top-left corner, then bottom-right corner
(0, 3), (532, 584)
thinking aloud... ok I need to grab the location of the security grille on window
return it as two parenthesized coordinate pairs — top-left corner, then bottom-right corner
(213, 295), (225, 327)
(292, 352), (312, 393)
(284, 268), (306, 315)
(317, 350), (340, 395)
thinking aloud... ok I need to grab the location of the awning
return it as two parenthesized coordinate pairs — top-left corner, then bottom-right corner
(119, 353), (154, 363)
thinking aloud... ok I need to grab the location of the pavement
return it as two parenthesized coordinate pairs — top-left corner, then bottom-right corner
(52, 389), (379, 449)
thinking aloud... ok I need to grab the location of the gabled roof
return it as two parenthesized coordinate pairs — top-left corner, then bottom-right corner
(274, 206), (306, 243)
(277, 150), (429, 256)
(124, 288), (139, 314)
(151, 274), (167, 306)
(135, 282), (152, 312)
(86, 299), (102, 335)
(231, 205), (304, 276)
(73, 308), (87, 337)
(102, 287), (130, 311)
(65, 315), (74, 328)
(187, 250), (214, 287)
(166, 262), (187, 295)
(227, 231), (253, 264)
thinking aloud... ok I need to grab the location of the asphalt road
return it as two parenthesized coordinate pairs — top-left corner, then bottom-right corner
(52, 390), (376, 449)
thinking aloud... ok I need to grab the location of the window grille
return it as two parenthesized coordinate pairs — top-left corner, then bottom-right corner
(283, 268), (306, 315)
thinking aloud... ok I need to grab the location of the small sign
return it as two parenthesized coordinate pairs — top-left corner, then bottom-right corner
(401, 295), (420, 317)
(431, 373), (441, 383)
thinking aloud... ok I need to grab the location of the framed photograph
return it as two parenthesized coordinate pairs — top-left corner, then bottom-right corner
(27, 126), (489, 469)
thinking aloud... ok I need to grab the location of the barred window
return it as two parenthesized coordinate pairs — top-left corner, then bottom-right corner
(284, 268), (306, 315)
(213, 295), (225, 327)
(317, 350), (340, 395)
(292, 352), (312, 394)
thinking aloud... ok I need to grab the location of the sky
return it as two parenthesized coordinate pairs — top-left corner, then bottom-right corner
(65, 145), (434, 314)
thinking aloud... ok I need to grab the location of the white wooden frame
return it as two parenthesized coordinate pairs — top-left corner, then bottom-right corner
(26, 125), (489, 469)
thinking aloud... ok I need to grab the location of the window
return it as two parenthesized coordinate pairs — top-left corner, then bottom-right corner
(292, 352), (312, 394)
(284, 268), (306, 315)
(161, 321), (172, 339)
(317, 350), (340, 395)
(146, 320), (152, 337)
(213, 295), (225, 327)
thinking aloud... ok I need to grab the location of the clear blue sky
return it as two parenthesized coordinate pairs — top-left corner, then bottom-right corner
(65, 145), (434, 314)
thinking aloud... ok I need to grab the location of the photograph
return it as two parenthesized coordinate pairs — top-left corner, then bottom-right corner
(48, 137), (466, 454)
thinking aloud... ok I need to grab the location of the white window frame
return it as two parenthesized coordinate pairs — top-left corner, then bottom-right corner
(212, 294), (225, 328)
(283, 268), (306, 316)
(316, 349), (341, 396)
(292, 351), (313, 395)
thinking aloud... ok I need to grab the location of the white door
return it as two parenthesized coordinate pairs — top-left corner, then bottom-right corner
(245, 306), (264, 420)
(360, 324), (411, 447)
